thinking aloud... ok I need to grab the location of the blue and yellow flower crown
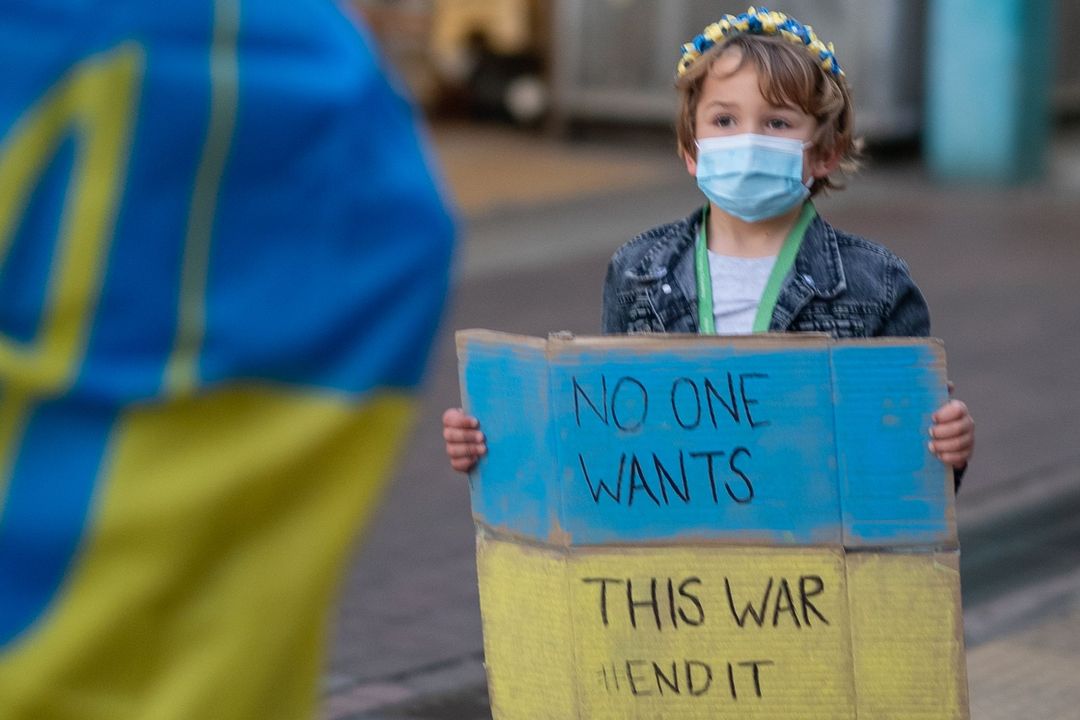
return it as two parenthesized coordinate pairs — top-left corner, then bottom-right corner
(677, 6), (844, 79)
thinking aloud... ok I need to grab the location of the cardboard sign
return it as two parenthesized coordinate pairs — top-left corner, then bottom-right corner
(458, 330), (969, 720)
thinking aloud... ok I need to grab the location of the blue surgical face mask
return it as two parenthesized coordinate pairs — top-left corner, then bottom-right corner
(695, 134), (813, 223)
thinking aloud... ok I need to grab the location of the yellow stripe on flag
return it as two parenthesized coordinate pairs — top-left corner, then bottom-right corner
(0, 386), (414, 720)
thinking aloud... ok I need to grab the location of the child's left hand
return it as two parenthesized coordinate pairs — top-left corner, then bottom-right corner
(930, 396), (975, 470)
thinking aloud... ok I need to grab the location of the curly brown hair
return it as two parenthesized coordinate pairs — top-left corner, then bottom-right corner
(675, 34), (861, 195)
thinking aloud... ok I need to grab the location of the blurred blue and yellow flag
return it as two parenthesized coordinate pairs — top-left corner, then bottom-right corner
(0, 1), (454, 717)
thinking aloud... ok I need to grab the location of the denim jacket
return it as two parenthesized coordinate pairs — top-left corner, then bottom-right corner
(598, 206), (964, 487)
(602, 206), (930, 338)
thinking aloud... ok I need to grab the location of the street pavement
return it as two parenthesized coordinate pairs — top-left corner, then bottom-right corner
(322, 122), (1080, 719)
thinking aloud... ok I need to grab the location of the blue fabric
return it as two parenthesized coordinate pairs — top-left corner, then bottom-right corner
(0, 0), (455, 404)
(0, 0), (454, 655)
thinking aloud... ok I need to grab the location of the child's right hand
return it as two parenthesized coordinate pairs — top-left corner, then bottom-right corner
(442, 407), (485, 473)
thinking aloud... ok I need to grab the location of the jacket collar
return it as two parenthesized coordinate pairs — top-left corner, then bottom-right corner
(794, 212), (846, 298)
(632, 206), (847, 332)
(629, 209), (699, 309)
(631, 211), (698, 281)
(771, 211), (847, 330)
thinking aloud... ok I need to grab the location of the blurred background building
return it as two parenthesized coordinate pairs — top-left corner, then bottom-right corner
(356, 0), (1080, 142)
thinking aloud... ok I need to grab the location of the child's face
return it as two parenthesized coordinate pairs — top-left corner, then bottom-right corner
(684, 48), (834, 185)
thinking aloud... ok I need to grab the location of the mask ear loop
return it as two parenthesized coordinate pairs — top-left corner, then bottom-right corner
(802, 140), (817, 191)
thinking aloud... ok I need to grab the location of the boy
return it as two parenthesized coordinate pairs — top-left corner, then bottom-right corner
(445, 7), (974, 477)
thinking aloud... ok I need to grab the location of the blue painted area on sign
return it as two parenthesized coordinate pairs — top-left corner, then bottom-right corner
(832, 344), (954, 547)
(551, 345), (841, 545)
(461, 336), (556, 541)
(459, 333), (955, 550)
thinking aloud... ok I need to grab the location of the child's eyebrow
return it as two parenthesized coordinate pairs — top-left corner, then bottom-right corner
(703, 100), (740, 109)
(702, 99), (801, 113)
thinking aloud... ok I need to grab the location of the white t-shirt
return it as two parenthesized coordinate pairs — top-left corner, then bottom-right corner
(707, 250), (777, 334)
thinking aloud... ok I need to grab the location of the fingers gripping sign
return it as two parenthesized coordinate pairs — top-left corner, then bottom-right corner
(930, 398), (975, 470)
(443, 407), (486, 473)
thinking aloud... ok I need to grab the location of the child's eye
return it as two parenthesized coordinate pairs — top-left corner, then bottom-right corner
(713, 114), (735, 128)
(766, 118), (792, 130)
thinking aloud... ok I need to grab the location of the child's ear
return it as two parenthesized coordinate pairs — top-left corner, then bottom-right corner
(682, 147), (698, 177)
(810, 146), (842, 181)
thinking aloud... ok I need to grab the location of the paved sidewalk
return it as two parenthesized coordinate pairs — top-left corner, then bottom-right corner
(967, 595), (1080, 720)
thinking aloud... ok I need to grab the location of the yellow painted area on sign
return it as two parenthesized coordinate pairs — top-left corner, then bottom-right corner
(476, 537), (971, 719)
(476, 534), (576, 720)
(847, 551), (968, 720)
(0, 386), (413, 720)
(478, 537), (871, 720)
(571, 547), (855, 720)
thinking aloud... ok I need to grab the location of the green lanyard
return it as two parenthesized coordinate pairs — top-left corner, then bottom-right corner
(695, 202), (817, 334)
